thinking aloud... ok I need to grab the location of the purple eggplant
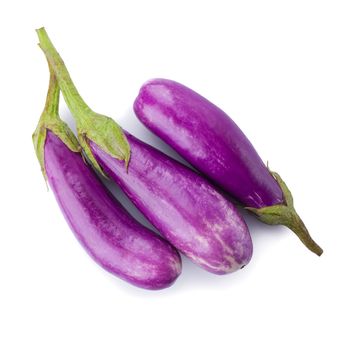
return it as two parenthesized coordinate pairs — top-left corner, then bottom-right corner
(133, 79), (323, 256)
(90, 133), (252, 273)
(33, 66), (181, 290)
(36, 28), (253, 274)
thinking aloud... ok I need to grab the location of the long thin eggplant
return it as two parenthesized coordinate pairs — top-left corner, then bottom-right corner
(36, 28), (253, 274)
(133, 78), (323, 256)
(33, 66), (181, 290)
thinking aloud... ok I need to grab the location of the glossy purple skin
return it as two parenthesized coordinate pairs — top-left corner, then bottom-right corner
(44, 131), (181, 290)
(133, 79), (284, 209)
(90, 132), (252, 274)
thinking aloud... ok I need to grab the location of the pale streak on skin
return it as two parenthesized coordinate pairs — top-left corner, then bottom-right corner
(185, 252), (220, 272)
(116, 254), (181, 280)
(185, 223), (242, 273)
(186, 252), (240, 274)
(214, 231), (234, 255)
(203, 209), (245, 255)
(171, 256), (182, 275)
(246, 191), (264, 208)
(200, 203), (249, 272)
(170, 219), (238, 273)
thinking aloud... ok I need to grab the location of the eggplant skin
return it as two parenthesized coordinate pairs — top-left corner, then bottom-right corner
(44, 131), (181, 290)
(134, 79), (283, 209)
(90, 133), (253, 274)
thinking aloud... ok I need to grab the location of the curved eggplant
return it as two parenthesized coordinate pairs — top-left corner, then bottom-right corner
(134, 78), (323, 256)
(33, 68), (181, 290)
(36, 28), (253, 274)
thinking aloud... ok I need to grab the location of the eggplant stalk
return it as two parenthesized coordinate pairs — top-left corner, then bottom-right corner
(36, 27), (130, 175)
(32, 62), (80, 180)
(247, 171), (323, 256)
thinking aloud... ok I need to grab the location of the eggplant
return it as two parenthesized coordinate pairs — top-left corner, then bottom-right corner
(90, 133), (252, 273)
(36, 28), (253, 274)
(33, 66), (181, 290)
(133, 78), (323, 256)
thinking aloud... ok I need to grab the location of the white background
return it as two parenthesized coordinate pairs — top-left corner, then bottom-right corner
(1, 1), (349, 349)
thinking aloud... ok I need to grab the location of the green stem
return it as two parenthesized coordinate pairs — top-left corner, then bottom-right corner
(43, 63), (60, 117)
(285, 212), (322, 256)
(36, 27), (93, 122)
(32, 59), (80, 181)
(35, 27), (130, 175)
(247, 171), (323, 256)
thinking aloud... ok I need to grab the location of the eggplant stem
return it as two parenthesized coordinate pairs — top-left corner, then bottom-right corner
(32, 58), (80, 182)
(35, 27), (131, 176)
(36, 27), (93, 121)
(246, 171), (323, 256)
(286, 211), (323, 256)
(43, 63), (60, 117)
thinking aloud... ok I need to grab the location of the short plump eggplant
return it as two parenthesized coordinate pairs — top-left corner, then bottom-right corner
(33, 68), (181, 290)
(36, 28), (253, 274)
(134, 79), (323, 256)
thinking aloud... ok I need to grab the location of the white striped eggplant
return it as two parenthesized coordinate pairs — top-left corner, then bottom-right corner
(133, 79), (323, 256)
(36, 28), (253, 274)
(33, 66), (181, 290)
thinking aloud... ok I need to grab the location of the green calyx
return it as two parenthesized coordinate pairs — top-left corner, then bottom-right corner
(32, 64), (80, 181)
(35, 27), (130, 177)
(74, 112), (130, 177)
(246, 171), (323, 256)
